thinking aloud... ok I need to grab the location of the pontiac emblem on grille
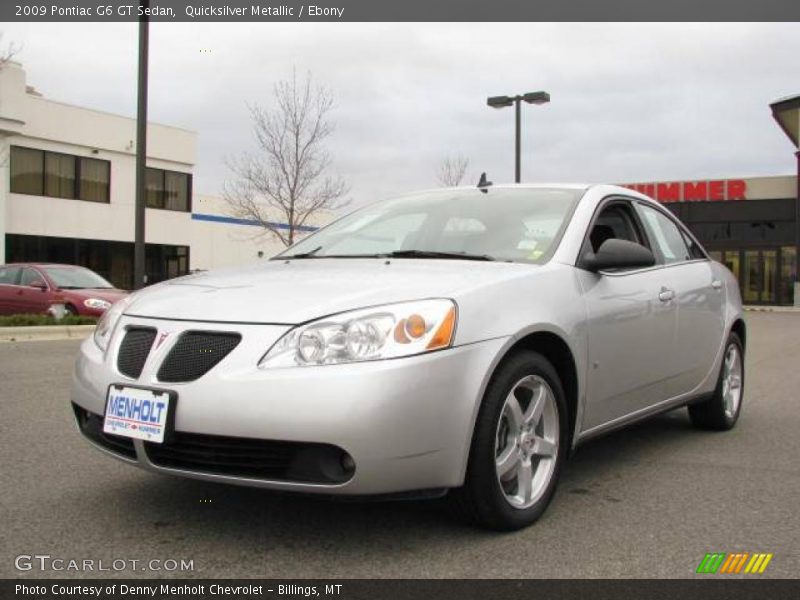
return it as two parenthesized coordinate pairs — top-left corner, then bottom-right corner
(155, 332), (170, 349)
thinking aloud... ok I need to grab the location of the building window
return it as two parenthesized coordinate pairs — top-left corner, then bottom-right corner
(45, 152), (76, 199)
(165, 171), (190, 211)
(10, 146), (44, 195)
(79, 157), (110, 203)
(145, 167), (191, 212)
(145, 168), (163, 208)
(9, 145), (110, 203)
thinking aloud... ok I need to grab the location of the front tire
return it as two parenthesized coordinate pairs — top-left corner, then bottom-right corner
(453, 351), (568, 531)
(688, 331), (744, 431)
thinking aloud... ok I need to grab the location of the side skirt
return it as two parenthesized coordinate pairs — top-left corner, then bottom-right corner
(573, 392), (713, 446)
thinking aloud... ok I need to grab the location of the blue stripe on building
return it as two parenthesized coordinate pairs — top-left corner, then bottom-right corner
(191, 213), (319, 232)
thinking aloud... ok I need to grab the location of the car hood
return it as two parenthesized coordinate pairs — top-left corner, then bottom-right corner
(125, 259), (538, 324)
(61, 288), (128, 303)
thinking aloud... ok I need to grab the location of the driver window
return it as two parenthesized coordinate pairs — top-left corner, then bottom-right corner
(20, 268), (44, 287)
(589, 204), (642, 253)
(637, 204), (691, 264)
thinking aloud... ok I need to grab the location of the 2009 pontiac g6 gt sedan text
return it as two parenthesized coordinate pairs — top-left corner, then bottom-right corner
(71, 184), (745, 530)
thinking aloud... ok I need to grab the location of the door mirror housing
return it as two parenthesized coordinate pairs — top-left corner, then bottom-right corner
(582, 238), (656, 272)
(28, 279), (48, 291)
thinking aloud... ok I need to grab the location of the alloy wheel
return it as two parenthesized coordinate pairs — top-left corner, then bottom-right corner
(721, 343), (743, 419)
(494, 375), (559, 509)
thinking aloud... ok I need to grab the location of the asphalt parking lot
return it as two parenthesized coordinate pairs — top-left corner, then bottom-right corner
(1, 312), (799, 579)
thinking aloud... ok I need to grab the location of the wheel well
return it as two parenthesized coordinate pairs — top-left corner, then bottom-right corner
(505, 332), (579, 448)
(731, 318), (746, 352)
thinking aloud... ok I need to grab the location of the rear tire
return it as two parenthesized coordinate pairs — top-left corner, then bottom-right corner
(452, 350), (568, 531)
(688, 331), (744, 431)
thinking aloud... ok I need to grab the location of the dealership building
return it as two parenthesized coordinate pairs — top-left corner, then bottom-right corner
(0, 62), (308, 290)
(618, 97), (800, 306)
(619, 94), (800, 307)
(622, 172), (798, 306)
(620, 91), (799, 307)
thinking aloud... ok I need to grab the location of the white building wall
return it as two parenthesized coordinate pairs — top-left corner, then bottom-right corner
(190, 195), (326, 271)
(0, 61), (197, 266)
(191, 195), (282, 270)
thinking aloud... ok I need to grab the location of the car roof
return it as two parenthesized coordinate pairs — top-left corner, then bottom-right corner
(1, 263), (87, 269)
(416, 183), (592, 194)
(398, 183), (661, 207)
(403, 182), (657, 197)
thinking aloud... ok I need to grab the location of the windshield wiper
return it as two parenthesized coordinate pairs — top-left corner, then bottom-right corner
(279, 246), (323, 259)
(381, 250), (496, 261)
(278, 248), (497, 261)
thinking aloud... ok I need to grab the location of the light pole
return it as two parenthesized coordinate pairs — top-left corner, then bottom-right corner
(133, 2), (149, 290)
(487, 91), (550, 183)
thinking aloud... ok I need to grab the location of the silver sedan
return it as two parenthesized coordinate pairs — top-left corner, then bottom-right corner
(71, 184), (745, 530)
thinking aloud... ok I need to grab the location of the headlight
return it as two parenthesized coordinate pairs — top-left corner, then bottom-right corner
(259, 299), (457, 368)
(84, 298), (112, 311)
(93, 295), (133, 352)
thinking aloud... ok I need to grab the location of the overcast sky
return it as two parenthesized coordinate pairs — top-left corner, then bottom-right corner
(3, 22), (799, 207)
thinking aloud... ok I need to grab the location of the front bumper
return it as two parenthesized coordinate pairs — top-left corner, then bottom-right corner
(71, 315), (507, 495)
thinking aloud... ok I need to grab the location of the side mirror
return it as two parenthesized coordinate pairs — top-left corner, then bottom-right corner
(28, 280), (48, 291)
(582, 238), (656, 272)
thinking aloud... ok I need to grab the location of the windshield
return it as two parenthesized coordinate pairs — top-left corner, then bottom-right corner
(43, 266), (113, 289)
(278, 188), (583, 263)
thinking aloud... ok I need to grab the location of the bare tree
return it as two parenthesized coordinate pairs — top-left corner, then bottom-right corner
(435, 154), (470, 187)
(0, 32), (20, 67)
(224, 70), (349, 246)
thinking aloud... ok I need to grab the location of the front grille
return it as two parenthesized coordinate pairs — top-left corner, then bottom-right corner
(157, 331), (241, 383)
(73, 404), (137, 460)
(117, 327), (157, 379)
(144, 432), (354, 484)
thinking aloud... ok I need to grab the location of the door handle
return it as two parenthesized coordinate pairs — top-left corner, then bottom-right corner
(711, 280), (722, 290)
(658, 287), (675, 302)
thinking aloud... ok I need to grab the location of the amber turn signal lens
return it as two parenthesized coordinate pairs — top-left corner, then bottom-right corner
(427, 307), (456, 350)
(405, 314), (426, 339)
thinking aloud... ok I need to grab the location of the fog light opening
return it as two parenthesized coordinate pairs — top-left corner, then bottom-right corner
(286, 445), (356, 484)
(340, 452), (356, 476)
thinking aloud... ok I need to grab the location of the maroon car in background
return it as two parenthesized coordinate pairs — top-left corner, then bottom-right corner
(0, 263), (128, 317)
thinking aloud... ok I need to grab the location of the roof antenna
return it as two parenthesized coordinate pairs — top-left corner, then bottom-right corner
(477, 172), (493, 193)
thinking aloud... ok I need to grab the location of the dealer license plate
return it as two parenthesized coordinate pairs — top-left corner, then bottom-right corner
(103, 386), (173, 444)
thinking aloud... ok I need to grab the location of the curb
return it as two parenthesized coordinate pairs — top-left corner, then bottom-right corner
(743, 306), (800, 313)
(0, 324), (96, 343)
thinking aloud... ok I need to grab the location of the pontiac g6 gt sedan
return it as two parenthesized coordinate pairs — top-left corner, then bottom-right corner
(71, 184), (745, 530)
